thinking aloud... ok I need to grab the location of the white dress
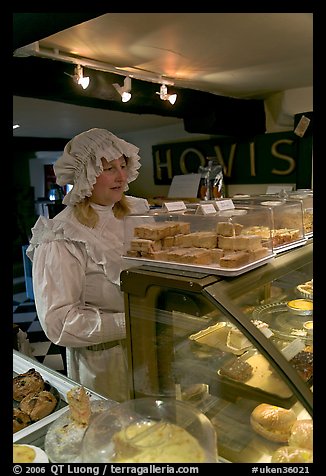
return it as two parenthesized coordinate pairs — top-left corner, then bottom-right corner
(26, 196), (149, 402)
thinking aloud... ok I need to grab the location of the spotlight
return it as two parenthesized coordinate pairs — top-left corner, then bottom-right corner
(75, 65), (90, 89)
(113, 76), (132, 102)
(64, 65), (90, 89)
(156, 84), (177, 105)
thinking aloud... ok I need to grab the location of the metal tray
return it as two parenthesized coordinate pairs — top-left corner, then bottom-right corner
(13, 351), (111, 447)
(13, 379), (61, 413)
(216, 350), (296, 408)
(189, 322), (253, 356)
(123, 253), (275, 277)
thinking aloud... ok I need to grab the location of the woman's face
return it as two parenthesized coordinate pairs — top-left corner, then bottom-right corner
(90, 156), (128, 206)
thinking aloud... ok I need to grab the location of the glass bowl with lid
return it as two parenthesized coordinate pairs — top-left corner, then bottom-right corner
(81, 397), (218, 463)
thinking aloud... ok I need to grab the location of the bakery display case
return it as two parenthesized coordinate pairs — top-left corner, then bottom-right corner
(120, 241), (313, 463)
(123, 208), (275, 277)
(232, 195), (308, 251)
(286, 190), (313, 238)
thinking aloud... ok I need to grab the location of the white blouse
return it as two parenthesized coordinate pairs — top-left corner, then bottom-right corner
(26, 196), (149, 348)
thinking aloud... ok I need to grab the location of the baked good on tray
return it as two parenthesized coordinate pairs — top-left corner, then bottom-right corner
(19, 390), (57, 421)
(288, 419), (313, 450)
(219, 357), (253, 382)
(67, 386), (91, 425)
(13, 407), (32, 433)
(271, 445), (313, 463)
(289, 351), (313, 381)
(44, 387), (114, 463)
(250, 403), (296, 442)
(126, 219), (271, 269)
(111, 421), (206, 463)
(13, 368), (45, 401)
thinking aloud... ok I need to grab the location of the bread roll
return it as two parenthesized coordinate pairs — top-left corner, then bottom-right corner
(250, 403), (296, 442)
(19, 390), (57, 421)
(13, 408), (32, 433)
(13, 368), (45, 401)
(288, 419), (313, 450)
(271, 445), (313, 463)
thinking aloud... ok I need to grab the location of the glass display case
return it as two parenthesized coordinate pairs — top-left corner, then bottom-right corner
(231, 196), (307, 252)
(120, 242), (313, 463)
(123, 208), (275, 277)
(286, 190), (313, 238)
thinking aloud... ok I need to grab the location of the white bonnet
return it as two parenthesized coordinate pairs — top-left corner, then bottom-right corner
(54, 128), (141, 206)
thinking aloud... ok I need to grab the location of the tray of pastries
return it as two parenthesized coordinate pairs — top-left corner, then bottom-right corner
(216, 350), (297, 408)
(123, 219), (274, 276)
(13, 368), (61, 434)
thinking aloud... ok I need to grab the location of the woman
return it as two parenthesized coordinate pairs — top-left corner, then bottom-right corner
(27, 128), (149, 402)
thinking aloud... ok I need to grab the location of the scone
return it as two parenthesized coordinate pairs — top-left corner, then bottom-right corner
(19, 390), (57, 421)
(13, 407), (32, 433)
(13, 369), (45, 402)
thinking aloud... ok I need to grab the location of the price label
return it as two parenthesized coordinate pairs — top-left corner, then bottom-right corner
(281, 338), (306, 361)
(196, 204), (217, 215)
(163, 201), (187, 212)
(215, 199), (235, 211)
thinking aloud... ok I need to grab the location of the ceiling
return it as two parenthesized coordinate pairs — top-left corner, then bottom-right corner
(13, 12), (313, 139)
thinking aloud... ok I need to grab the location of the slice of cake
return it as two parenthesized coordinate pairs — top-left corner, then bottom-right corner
(219, 357), (253, 382)
(66, 386), (91, 425)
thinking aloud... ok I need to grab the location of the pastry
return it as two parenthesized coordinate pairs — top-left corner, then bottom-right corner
(216, 222), (243, 236)
(130, 238), (162, 253)
(134, 222), (179, 240)
(287, 299), (313, 313)
(296, 280), (313, 299)
(288, 419), (313, 450)
(13, 368), (45, 401)
(290, 351), (313, 381)
(250, 403), (296, 442)
(13, 444), (49, 463)
(219, 251), (250, 268)
(66, 386), (91, 425)
(271, 445), (313, 463)
(19, 390), (57, 421)
(219, 357), (253, 382)
(112, 421), (207, 463)
(13, 407), (32, 433)
(191, 231), (217, 248)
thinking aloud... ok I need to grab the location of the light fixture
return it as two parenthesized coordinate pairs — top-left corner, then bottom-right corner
(13, 124), (20, 129)
(64, 64), (90, 89)
(14, 43), (179, 98)
(74, 64), (90, 89)
(156, 84), (177, 105)
(113, 76), (132, 102)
